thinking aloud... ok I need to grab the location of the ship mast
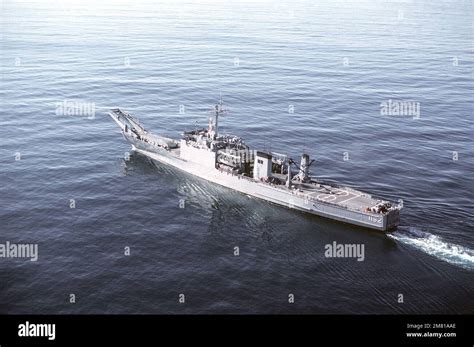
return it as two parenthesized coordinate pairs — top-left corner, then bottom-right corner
(214, 94), (225, 139)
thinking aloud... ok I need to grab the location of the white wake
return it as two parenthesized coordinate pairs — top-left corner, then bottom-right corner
(388, 227), (474, 270)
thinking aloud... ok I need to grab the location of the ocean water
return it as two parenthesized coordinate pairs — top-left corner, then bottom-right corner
(0, 0), (473, 314)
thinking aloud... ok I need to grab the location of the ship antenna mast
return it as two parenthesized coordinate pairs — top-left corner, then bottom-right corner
(214, 93), (226, 139)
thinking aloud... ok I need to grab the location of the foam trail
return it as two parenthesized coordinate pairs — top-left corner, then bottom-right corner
(388, 227), (474, 270)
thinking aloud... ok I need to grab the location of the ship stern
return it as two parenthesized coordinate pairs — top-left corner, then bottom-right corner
(385, 209), (401, 231)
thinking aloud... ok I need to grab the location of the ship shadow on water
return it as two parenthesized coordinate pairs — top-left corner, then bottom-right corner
(121, 149), (302, 242)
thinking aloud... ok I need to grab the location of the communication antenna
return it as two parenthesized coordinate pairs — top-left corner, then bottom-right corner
(211, 93), (230, 139)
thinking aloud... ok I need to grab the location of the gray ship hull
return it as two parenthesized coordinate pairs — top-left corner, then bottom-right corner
(109, 108), (401, 232)
(128, 135), (399, 232)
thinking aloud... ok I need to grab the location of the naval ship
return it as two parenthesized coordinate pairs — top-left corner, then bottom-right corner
(108, 100), (402, 231)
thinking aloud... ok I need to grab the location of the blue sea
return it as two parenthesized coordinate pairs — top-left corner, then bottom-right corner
(0, 0), (473, 314)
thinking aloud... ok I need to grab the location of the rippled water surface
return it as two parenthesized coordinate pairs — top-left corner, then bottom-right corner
(0, 0), (473, 313)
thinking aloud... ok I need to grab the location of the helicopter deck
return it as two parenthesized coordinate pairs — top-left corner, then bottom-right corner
(270, 173), (381, 213)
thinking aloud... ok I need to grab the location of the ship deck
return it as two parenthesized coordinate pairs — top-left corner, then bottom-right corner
(271, 173), (378, 212)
